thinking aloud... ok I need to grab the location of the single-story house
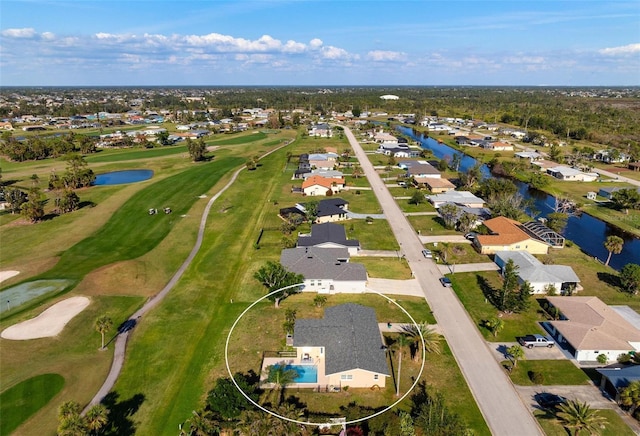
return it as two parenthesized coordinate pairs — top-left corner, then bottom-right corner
(297, 222), (360, 255)
(418, 177), (456, 193)
(302, 175), (345, 196)
(404, 161), (441, 179)
(309, 160), (336, 170)
(382, 147), (412, 158)
(597, 186), (640, 200)
(309, 123), (333, 138)
(427, 191), (485, 208)
(481, 141), (514, 151)
(545, 296), (640, 362)
(280, 247), (367, 294)
(596, 364), (640, 402)
(309, 153), (339, 162)
(515, 151), (543, 162)
(294, 198), (349, 223)
(494, 251), (580, 294)
(373, 131), (398, 144)
(303, 170), (344, 180)
(546, 166), (598, 182)
(288, 304), (390, 388)
(474, 216), (551, 255)
(629, 162), (640, 172)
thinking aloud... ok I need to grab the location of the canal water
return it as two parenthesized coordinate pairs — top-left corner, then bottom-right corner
(398, 126), (640, 270)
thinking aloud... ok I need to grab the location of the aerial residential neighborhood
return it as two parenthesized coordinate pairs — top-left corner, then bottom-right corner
(1, 84), (640, 436)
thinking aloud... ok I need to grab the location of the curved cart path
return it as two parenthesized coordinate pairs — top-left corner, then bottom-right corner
(85, 142), (290, 412)
(344, 126), (542, 435)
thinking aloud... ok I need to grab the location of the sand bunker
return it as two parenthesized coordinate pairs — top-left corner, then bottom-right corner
(0, 270), (20, 283)
(1, 296), (90, 340)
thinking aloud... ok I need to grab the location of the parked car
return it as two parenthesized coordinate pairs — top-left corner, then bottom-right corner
(518, 334), (555, 348)
(422, 249), (432, 258)
(464, 232), (477, 240)
(439, 277), (452, 287)
(534, 392), (566, 410)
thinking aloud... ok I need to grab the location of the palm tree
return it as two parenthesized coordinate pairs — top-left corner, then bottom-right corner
(85, 404), (109, 433)
(507, 345), (525, 368)
(620, 380), (640, 416)
(393, 334), (413, 396)
(556, 400), (606, 436)
(58, 400), (81, 420)
(262, 362), (299, 405)
(604, 236), (624, 266)
(182, 409), (219, 436)
(400, 323), (442, 361)
(57, 412), (87, 436)
(94, 315), (113, 349)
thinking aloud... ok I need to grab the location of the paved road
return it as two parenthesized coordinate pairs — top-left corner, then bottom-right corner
(437, 262), (500, 275)
(592, 167), (640, 187)
(344, 126), (542, 435)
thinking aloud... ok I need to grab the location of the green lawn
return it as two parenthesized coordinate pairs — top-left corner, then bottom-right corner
(503, 360), (591, 386)
(535, 409), (636, 436)
(346, 219), (400, 250)
(40, 157), (242, 281)
(450, 272), (547, 341)
(85, 145), (188, 163)
(407, 215), (458, 236)
(351, 257), (412, 279)
(0, 373), (65, 435)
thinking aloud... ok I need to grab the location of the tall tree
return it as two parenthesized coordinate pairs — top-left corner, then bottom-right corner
(95, 315), (113, 349)
(207, 374), (258, 421)
(556, 400), (606, 436)
(619, 263), (640, 295)
(186, 137), (207, 162)
(393, 334), (413, 396)
(438, 203), (459, 229)
(611, 188), (640, 214)
(262, 363), (299, 405)
(545, 212), (568, 234)
(254, 261), (304, 308)
(603, 235), (624, 266)
(499, 259), (519, 312)
(401, 323), (442, 361)
(303, 200), (318, 224)
(62, 153), (95, 188)
(21, 186), (45, 222)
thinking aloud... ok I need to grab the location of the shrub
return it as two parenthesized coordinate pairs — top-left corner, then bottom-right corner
(529, 371), (545, 384)
(597, 354), (608, 365)
(618, 353), (632, 364)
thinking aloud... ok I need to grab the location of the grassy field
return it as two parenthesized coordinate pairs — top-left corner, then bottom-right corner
(352, 257), (412, 279)
(0, 373), (64, 435)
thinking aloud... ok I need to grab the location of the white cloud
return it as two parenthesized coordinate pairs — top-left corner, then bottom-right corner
(41, 32), (56, 40)
(599, 43), (640, 56)
(1, 28), (37, 38)
(321, 46), (350, 60)
(367, 50), (406, 61)
(309, 38), (323, 49)
(502, 56), (545, 65)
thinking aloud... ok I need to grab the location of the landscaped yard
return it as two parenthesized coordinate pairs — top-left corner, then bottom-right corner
(535, 409), (636, 436)
(407, 215), (459, 236)
(449, 271), (548, 341)
(503, 360), (591, 386)
(351, 257), (412, 279)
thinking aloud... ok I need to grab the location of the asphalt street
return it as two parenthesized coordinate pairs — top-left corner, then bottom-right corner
(344, 126), (542, 435)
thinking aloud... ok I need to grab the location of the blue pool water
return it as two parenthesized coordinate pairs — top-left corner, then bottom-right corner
(281, 364), (318, 383)
(93, 169), (153, 185)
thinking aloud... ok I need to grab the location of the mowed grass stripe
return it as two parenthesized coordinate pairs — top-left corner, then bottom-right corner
(43, 157), (243, 280)
(111, 147), (288, 435)
(0, 373), (65, 435)
(85, 146), (189, 164)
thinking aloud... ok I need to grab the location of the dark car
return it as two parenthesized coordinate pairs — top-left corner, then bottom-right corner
(439, 277), (452, 287)
(534, 392), (566, 410)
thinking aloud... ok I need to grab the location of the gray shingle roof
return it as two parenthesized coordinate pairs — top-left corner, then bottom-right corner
(297, 223), (360, 248)
(293, 303), (389, 376)
(280, 247), (367, 281)
(495, 251), (580, 284)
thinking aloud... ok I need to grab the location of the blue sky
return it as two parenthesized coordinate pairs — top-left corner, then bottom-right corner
(1, 0), (638, 86)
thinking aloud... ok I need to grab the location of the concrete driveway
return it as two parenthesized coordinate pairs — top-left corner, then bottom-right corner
(515, 384), (616, 411)
(488, 342), (568, 362)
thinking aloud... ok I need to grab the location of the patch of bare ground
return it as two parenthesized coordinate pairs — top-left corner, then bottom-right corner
(74, 260), (165, 298)
(1, 258), (59, 287)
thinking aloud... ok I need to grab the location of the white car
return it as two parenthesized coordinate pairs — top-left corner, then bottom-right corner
(422, 249), (432, 258)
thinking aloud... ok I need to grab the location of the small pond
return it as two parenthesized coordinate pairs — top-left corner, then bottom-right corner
(0, 279), (74, 313)
(93, 169), (153, 186)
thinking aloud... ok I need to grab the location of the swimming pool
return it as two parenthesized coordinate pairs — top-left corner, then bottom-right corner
(281, 364), (318, 383)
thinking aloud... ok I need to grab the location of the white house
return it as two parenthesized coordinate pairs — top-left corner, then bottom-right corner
(494, 251), (580, 294)
(546, 166), (598, 182)
(280, 247), (367, 294)
(545, 296), (640, 362)
(302, 175), (344, 196)
(427, 191), (485, 208)
(297, 223), (360, 256)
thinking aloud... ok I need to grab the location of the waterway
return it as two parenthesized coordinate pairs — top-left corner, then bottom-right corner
(398, 126), (640, 270)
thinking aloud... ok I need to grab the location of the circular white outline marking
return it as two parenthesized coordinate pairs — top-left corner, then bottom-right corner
(225, 284), (426, 426)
